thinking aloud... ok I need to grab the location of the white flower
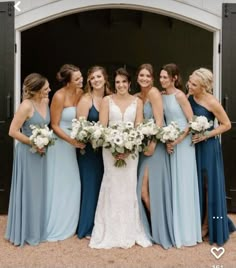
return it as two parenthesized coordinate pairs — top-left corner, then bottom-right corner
(29, 124), (56, 155)
(189, 115), (213, 135)
(160, 121), (183, 143)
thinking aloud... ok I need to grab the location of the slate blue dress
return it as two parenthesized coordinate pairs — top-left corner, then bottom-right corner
(76, 104), (104, 238)
(45, 107), (81, 241)
(5, 104), (50, 246)
(137, 101), (175, 249)
(189, 95), (236, 245)
(163, 93), (202, 248)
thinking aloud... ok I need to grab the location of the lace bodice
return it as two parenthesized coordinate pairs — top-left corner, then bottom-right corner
(108, 96), (137, 125)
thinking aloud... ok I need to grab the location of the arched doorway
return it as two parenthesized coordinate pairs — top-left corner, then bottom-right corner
(20, 8), (213, 97)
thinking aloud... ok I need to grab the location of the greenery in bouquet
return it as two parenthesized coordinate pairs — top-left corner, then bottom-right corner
(103, 121), (143, 167)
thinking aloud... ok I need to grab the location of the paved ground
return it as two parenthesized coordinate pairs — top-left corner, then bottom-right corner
(0, 214), (236, 268)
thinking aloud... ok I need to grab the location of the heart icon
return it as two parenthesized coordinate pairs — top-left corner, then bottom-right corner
(210, 247), (225, 259)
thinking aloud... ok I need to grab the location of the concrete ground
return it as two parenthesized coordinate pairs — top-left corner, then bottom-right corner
(0, 214), (236, 268)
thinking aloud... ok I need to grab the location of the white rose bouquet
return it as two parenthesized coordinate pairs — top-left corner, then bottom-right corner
(87, 122), (105, 150)
(189, 115), (213, 136)
(70, 116), (93, 154)
(103, 121), (143, 167)
(136, 118), (161, 151)
(29, 124), (56, 156)
(158, 121), (183, 143)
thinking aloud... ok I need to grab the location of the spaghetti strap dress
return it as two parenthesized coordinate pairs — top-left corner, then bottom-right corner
(76, 102), (104, 238)
(5, 104), (50, 246)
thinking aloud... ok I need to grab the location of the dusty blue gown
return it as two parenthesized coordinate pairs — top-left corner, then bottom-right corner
(189, 95), (235, 245)
(45, 107), (81, 241)
(163, 93), (202, 248)
(76, 104), (104, 238)
(137, 101), (175, 249)
(5, 104), (50, 246)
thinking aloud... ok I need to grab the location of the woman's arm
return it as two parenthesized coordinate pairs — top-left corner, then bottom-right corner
(9, 99), (33, 145)
(135, 98), (143, 126)
(50, 90), (81, 147)
(166, 91), (193, 154)
(207, 97), (231, 136)
(192, 96), (231, 144)
(148, 87), (163, 127)
(99, 96), (109, 126)
(76, 94), (92, 119)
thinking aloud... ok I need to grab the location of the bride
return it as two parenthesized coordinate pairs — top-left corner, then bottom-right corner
(89, 68), (152, 249)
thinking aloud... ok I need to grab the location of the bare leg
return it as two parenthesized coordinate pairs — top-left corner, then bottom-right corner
(141, 167), (150, 212)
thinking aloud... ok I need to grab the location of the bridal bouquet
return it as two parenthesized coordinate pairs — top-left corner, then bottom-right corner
(189, 115), (213, 136)
(158, 121), (183, 143)
(103, 121), (143, 167)
(29, 124), (56, 156)
(136, 119), (161, 151)
(87, 122), (105, 150)
(70, 117), (93, 154)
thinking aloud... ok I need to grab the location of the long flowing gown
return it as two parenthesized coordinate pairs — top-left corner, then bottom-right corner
(45, 107), (81, 241)
(189, 95), (236, 245)
(137, 101), (175, 249)
(163, 93), (202, 248)
(5, 105), (50, 246)
(89, 96), (152, 249)
(76, 103), (104, 238)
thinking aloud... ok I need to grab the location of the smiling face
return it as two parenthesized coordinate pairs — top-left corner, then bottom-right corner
(159, 70), (174, 90)
(40, 80), (51, 99)
(137, 68), (153, 89)
(89, 70), (105, 90)
(115, 74), (130, 96)
(70, 70), (83, 89)
(187, 74), (202, 96)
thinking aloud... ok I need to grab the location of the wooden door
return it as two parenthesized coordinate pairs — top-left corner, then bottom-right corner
(0, 2), (14, 214)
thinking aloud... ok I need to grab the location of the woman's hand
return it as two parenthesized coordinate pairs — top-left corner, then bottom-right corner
(115, 153), (129, 160)
(70, 138), (86, 149)
(166, 142), (175, 154)
(144, 140), (156, 156)
(192, 133), (208, 144)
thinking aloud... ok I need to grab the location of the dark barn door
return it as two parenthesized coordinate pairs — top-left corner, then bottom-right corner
(0, 2), (14, 214)
(222, 3), (236, 212)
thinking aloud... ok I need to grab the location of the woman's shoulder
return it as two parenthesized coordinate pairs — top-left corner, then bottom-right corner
(148, 87), (161, 98)
(79, 93), (92, 103)
(52, 88), (65, 102)
(16, 99), (33, 116)
(207, 94), (221, 110)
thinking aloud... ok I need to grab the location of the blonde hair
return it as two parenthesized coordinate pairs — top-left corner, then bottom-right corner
(191, 68), (213, 94)
(22, 73), (47, 100)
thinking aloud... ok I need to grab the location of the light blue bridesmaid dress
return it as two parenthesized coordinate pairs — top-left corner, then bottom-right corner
(45, 107), (81, 241)
(163, 93), (202, 248)
(137, 101), (175, 249)
(5, 104), (50, 246)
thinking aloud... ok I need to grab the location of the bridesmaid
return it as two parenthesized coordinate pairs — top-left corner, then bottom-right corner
(45, 64), (85, 241)
(161, 63), (202, 248)
(136, 64), (175, 249)
(5, 73), (51, 246)
(188, 68), (235, 245)
(76, 66), (111, 239)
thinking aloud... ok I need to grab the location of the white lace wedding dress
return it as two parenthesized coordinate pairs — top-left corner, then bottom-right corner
(89, 96), (152, 249)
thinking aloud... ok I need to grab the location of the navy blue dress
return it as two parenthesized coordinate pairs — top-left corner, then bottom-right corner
(189, 95), (235, 245)
(76, 104), (104, 238)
